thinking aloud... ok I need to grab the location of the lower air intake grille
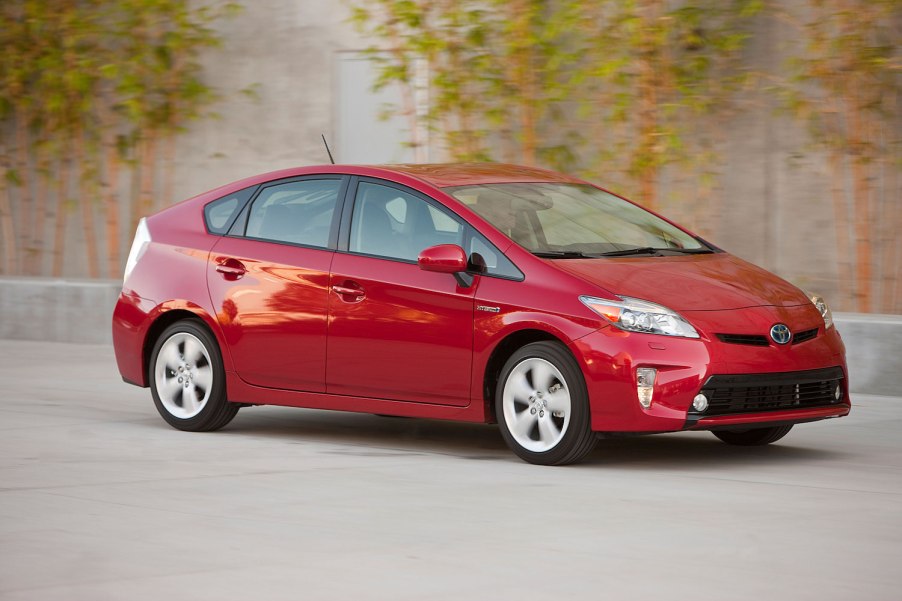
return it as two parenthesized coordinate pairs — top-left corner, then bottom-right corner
(692, 367), (844, 417)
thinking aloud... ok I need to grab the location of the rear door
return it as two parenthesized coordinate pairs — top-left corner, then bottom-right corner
(207, 176), (346, 392)
(326, 178), (477, 406)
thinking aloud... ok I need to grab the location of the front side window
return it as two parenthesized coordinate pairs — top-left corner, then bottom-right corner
(467, 232), (523, 280)
(350, 182), (464, 261)
(246, 179), (341, 248)
(446, 183), (710, 257)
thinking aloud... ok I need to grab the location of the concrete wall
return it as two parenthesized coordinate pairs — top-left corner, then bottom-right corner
(3, 2), (898, 315)
(1, 277), (898, 395)
(833, 313), (902, 397)
(0, 277), (121, 345)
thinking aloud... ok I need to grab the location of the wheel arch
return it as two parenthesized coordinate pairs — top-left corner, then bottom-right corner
(142, 306), (225, 386)
(480, 328), (572, 422)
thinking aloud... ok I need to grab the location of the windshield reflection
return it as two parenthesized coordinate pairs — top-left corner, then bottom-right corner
(446, 183), (708, 256)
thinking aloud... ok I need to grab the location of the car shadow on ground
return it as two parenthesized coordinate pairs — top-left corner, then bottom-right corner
(216, 405), (850, 469)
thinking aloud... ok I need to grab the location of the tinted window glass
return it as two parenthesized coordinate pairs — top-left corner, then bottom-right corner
(447, 183), (705, 255)
(246, 179), (341, 248)
(350, 182), (464, 261)
(467, 231), (523, 280)
(203, 186), (255, 234)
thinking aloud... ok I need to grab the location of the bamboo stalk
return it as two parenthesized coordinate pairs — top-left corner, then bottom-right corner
(31, 158), (49, 275)
(160, 133), (177, 210)
(104, 138), (122, 278)
(513, 0), (537, 167)
(13, 109), (32, 273)
(887, 137), (901, 312)
(636, 0), (662, 211)
(829, 151), (853, 310)
(0, 176), (14, 275)
(135, 132), (157, 231)
(894, 172), (902, 314)
(847, 94), (873, 312)
(75, 129), (100, 278)
(0, 138), (15, 274)
(13, 150), (31, 274)
(877, 101), (898, 313)
(390, 47), (422, 159)
(52, 155), (71, 277)
(128, 140), (141, 237)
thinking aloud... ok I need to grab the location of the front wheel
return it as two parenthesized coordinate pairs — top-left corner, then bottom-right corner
(149, 319), (238, 432)
(712, 425), (793, 446)
(496, 342), (596, 465)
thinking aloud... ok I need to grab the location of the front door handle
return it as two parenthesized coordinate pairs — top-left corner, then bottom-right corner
(215, 258), (247, 280)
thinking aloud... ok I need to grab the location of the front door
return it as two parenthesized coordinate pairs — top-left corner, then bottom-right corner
(326, 179), (476, 406)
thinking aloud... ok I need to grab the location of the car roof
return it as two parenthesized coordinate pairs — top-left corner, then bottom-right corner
(377, 163), (585, 187)
(180, 163), (589, 209)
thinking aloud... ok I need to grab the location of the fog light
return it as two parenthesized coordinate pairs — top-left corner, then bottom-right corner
(692, 393), (709, 412)
(636, 368), (657, 408)
(834, 384), (842, 401)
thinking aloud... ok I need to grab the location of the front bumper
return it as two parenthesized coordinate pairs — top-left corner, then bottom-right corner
(572, 314), (850, 433)
(685, 366), (848, 430)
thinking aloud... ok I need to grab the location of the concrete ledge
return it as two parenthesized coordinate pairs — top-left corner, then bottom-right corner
(833, 313), (902, 397)
(1, 277), (899, 394)
(0, 277), (121, 345)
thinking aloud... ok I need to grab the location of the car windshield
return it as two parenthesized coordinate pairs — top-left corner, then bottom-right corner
(445, 182), (708, 257)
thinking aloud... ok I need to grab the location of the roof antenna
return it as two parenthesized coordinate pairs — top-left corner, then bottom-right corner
(321, 134), (335, 165)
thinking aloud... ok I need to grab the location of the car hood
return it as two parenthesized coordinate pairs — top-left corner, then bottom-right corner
(553, 253), (810, 311)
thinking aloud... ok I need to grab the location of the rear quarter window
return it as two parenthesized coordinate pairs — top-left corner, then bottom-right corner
(203, 186), (256, 234)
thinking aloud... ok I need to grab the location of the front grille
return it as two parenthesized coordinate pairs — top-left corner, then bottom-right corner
(692, 367), (844, 417)
(716, 333), (769, 346)
(715, 327), (821, 347)
(792, 328), (819, 344)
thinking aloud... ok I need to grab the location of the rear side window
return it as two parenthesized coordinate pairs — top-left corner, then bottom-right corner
(246, 179), (342, 248)
(203, 186), (256, 235)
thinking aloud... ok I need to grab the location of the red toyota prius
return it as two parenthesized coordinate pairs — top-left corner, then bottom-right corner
(112, 163), (850, 465)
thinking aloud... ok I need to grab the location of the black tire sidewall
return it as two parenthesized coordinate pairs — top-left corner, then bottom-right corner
(149, 319), (229, 431)
(712, 425), (793, 446)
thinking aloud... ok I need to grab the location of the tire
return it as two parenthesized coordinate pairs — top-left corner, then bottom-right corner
(712, 425), (793, 446)
(149, 319), (238, 432)
(495, 341), (596, 465)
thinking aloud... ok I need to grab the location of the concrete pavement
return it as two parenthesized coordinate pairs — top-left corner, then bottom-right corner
(0, 340), (900, 600)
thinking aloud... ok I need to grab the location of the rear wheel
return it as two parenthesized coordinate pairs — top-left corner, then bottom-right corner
(149, 320), (238, 431)
(496, 341), (596, 465)
(712, 425), (793, 446)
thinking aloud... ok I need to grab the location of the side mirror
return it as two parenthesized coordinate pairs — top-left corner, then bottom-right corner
(417, 244), (468, 274)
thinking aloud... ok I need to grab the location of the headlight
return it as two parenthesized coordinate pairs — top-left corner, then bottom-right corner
(807, 292), (834, 329)
(579, 295), (700, 338)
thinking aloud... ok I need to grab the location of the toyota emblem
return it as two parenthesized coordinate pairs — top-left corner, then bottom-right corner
(770, 323), (792, 345)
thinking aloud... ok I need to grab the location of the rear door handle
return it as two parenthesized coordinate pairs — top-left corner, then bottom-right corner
(332, 284), (365, 300)
(215, 259), (247, 280)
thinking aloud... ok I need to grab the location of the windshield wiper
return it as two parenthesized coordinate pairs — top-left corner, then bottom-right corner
(535, 246), (715, 259)
(532, 250), (592, 259)
(598, 247), (661, 257)
(664, 247), (715, 254)
(599, 247), (716, 257)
